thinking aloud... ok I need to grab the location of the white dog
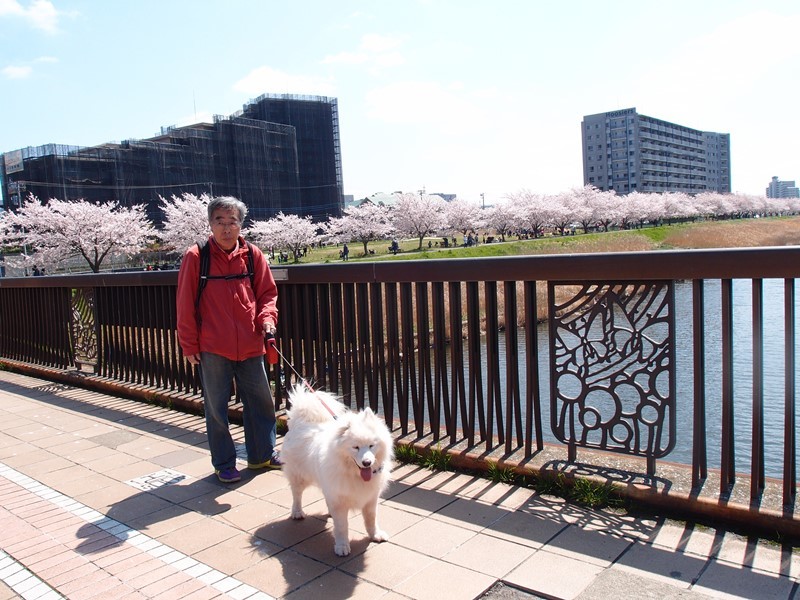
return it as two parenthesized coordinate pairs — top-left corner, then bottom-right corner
(280, 385), (394, 556)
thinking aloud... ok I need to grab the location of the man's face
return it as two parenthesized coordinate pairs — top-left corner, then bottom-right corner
(209, 207), (241, 251)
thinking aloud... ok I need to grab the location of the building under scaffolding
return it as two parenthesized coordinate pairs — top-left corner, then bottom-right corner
(0, 94), (344, 223)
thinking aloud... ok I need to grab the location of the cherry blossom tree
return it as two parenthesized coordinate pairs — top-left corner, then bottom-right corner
(442, 198), (483, 238)
(0, 195), (153, 273)
(549, 193), (578, 235)
(483, 202), (516, 241)
(326, 203), (393, 256)
(158, 193), (211, 253)
(567, 186), (605, 233)
(391, 193), (446, 249)
(247, 212), (320, 263)
(508, 190), (553, 238)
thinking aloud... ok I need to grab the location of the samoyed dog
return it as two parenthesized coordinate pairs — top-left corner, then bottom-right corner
(281, 385), (394, 556)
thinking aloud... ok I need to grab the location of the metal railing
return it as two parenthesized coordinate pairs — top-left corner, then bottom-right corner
(0, 247), (797, 508)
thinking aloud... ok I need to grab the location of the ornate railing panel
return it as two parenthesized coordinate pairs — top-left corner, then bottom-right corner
(71, 287), (97, 370)
(549, 281), (675, 474)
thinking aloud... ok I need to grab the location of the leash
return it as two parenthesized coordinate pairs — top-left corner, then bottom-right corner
(266, 334), (339, 420)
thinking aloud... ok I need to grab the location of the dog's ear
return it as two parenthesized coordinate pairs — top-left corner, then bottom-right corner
(335, 421), (351, 438)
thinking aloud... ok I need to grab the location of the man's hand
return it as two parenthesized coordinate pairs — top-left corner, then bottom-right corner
(263, 322), (276, 337)
(186, 354), (200, 365)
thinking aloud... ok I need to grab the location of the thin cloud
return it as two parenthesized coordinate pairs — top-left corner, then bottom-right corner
(233, 66), (335, 97)
(322, 33), (406, 72)
(0, 0), (61, 33)
(2, 65), (33, 79)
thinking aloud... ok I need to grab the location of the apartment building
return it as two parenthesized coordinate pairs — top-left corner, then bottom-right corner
(582, 107), (731, 195)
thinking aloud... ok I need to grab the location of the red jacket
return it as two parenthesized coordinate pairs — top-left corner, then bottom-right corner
(176, 236), (278, 361)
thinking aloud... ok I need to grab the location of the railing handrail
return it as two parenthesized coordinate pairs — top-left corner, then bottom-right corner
(3, 245), (800, 288)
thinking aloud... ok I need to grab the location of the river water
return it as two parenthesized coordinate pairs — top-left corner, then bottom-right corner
(466, 278), (799, 479)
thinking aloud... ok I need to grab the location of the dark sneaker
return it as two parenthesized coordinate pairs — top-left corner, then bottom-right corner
(248, 452), (283, 470)
(215, 466), (241, 483)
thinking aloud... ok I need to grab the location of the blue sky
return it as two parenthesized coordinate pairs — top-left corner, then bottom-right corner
(1, 0), (798, 204)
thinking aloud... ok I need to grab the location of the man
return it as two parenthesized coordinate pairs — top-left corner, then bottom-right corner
(176, 196), (281, 483)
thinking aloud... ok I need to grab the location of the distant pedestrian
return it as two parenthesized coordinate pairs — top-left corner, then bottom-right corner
(342, 243), (349, 261)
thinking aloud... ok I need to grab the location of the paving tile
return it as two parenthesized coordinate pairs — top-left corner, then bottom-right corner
(251, 510), (329, 549)
(545, 522), (634, 566)
(614, 541), (706, 587)
(124, 504), (206, 538)
(692, 558), (796, 599)
(149, 448), (208, 469)
(393, 558), (496, 600)
(460, 479), (540, 510)
(390, 516), (478, 558)
(103, 492), (177, 525)
(339, 542), (436, 589)
(574, 568), (710, 600)
(158, 518), (240, 555)
(148, 477), (220, 504)
(429, 496), (511, 531)
(283, 568), (389, 600)
(143, 578), (218, 600)
(236, 549), (331, 598)
(382, 484), (458, 516)
(74, 480), (138, 510)
(56, 571), (119, 597)
(648, 521), (721, 557)
(124, 563), (181, 589)
(483, 506), (569, 548)
(347, 503), (424, 537)
(138, 571), (211, 600)
(211, 497), (290, 530)
(714, 531), (789, 576)
(504, 549), (604, 600)
(193, 532), (278, 574)
(442, 531), (537, 578)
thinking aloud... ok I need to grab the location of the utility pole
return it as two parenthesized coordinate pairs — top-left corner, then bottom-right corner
(481, 193), (485, 209)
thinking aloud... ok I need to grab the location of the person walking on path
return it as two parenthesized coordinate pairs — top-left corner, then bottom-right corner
(176, 196), (282, 483)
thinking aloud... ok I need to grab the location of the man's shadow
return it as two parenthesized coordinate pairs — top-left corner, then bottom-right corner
(71, 469), (257, 555)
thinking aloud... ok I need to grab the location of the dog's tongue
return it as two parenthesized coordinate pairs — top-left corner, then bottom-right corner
(360, 467), (372, 482)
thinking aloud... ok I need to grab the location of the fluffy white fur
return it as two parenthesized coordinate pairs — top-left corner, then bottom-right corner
(281, 385), (394, 556)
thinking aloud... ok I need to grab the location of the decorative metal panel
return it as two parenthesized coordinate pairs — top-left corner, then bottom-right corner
(549, 281), (675, 459)
(71, 287), (97, 369)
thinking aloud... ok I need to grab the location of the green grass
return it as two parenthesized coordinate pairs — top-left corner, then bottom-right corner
(273, 215), (800, 266)
(422, 445), (452, 471)
(487, 462), (518, 484)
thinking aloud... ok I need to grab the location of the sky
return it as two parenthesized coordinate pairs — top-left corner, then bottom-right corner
(1, 0), (799, 206)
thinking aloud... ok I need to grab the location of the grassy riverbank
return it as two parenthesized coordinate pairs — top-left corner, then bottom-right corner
(309, 215), (800, 264)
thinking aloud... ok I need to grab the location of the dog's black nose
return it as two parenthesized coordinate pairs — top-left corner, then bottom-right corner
(362, 459), (372, 467)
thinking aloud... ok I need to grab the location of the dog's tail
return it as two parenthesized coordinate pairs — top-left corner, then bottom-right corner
(286, 384), (345, 424)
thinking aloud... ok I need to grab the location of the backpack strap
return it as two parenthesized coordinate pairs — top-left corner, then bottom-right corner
(194, 240), (257, 315)
(195, 240), (211, 316)
(245, 241), (256, 289)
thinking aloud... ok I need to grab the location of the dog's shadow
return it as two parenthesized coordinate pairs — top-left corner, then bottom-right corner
(248, 486), (390, 598)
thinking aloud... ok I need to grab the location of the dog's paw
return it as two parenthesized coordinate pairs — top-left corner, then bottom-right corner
(371, 529), (389, 543)
(334, 541), (351, 556)
(291, 509), (306, 520)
